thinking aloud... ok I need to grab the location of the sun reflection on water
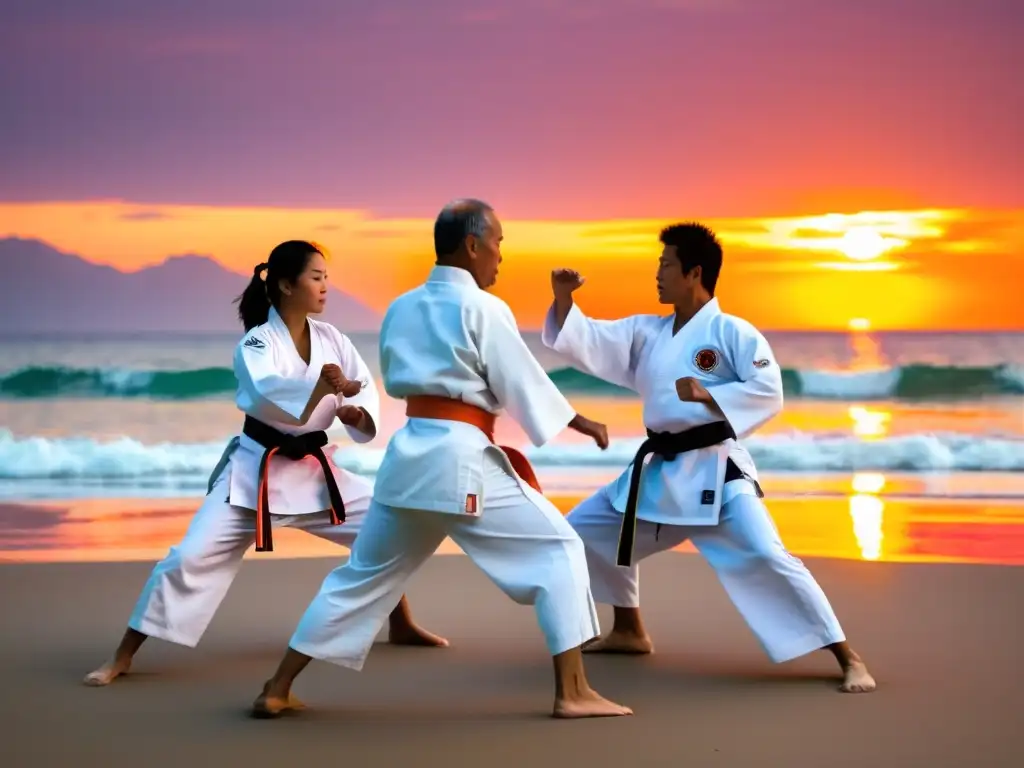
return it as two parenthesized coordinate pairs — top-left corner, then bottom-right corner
(849, 472), (886, 561)
(848, 405), (891, 437)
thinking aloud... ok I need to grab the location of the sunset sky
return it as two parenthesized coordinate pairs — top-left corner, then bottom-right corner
(1, 0), (1021, 331)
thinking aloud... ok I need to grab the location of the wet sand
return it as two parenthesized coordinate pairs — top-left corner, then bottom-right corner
(4, 491), (1024, 565)
(3, 553), (1023, 767)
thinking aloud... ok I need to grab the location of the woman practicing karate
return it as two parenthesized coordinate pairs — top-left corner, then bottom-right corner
(84, 240), (447, 687)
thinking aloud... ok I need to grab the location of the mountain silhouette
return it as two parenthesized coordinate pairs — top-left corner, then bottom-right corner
(0, 238), (381, 334)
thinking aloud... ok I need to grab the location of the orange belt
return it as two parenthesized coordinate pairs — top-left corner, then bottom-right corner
(405, 395), (542, 493)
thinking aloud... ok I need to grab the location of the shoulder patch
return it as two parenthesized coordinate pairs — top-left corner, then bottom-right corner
(243, 335), (266, 351)
(753, 358), (771, 369)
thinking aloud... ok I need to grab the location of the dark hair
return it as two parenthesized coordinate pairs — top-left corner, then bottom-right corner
(660, 222), (723, 296)
(234, 240), (322, 331)
(434, 198), (493, 258)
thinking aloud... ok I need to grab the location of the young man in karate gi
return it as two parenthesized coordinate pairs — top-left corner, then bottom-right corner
(251, 200), (633, 719)
(542, 222), (876, 693)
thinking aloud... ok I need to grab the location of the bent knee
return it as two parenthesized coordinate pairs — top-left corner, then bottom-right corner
(739, 542), (805, 573)
(162, 539), (240, 575)
(565, 495), (614, 525)
(564, 513), (600, 545)
(530, 520), (588, 566)
(512, 535), (591, 602)
(562, 529), (589, 565)
(519, 569), (588, 609)
(564, 518), (622, 567)
(158, 545), (202, 576)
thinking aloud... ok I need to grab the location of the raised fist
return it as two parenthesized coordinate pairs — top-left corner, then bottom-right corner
(551, 268), (585, 300)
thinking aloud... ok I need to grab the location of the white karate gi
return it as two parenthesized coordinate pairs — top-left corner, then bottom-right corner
(288, 265), (601, 670)
(128, 307), (380, 648)
(541, 298), (846, 663)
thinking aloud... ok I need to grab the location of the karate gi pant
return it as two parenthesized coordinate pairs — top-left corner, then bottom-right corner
(568, 487), (846, 664)
(289, 455), (601, 670)
(128, 466), (372, 648)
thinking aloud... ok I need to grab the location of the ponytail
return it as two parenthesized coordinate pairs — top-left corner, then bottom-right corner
(235, 262), (271, 331)
(233, 241), (321, 331)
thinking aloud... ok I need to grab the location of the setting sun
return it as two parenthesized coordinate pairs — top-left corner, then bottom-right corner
(837, 227), (902, 261)
(2, 201), (1022, 331)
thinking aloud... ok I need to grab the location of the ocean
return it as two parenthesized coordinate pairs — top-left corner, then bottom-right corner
(2, 328), (1022, 494)
(1, 329), (1023, 563)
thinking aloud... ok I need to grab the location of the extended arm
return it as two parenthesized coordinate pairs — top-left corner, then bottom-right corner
(541, 299), (642, 391)
(478, 299), (578, 447)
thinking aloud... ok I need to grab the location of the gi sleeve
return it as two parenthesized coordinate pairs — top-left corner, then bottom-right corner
(477, 298), (577, 447)
(233, 333), (317, 424)
(333, 330), (380, 444)
(706, 320), (784, 437)
(541, 301), (641, 391)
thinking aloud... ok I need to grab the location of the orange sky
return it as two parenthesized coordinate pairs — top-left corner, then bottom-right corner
(2, 201), (1022, 331)
(2, 3), (1019, 332)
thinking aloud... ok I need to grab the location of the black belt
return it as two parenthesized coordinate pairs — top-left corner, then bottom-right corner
(616, 421), (762, 567)
(242, 416), (346, 553)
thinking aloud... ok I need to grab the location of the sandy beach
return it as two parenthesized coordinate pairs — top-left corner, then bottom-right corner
(4, 0), (1021, 762)
(4, 546), (1023, 767)
(2, 337), (1022, 766)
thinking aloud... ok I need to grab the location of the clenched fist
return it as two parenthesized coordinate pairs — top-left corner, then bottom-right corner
(337, 378), (363, 398)
(336, 404), (366, 427)
(319, 364), (363, 397)
(551, 268), (585, 301)
(319, 364), (345, 393)
(568, 413), (610, 450)
(675, 376), (711, 404)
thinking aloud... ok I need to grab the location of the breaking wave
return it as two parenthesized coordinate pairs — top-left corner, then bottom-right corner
(1, 363), (1023, 400)
(547, 365), (1024, 400)
(1, 429), (1021, 483)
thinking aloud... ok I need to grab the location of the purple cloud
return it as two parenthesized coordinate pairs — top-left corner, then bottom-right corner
(118, 209), (173, 221)
(0, 0), (1020, 216)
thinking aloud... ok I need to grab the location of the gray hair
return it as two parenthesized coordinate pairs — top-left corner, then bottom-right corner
(434, 198), (494, 257)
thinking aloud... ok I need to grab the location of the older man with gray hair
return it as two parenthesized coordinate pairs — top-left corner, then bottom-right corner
(251, 199), (632, 720)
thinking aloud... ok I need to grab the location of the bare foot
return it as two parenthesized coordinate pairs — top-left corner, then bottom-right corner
(553, 689), (634, 719)
(840, 661), (877, 693)
(388, 623), (450, 648)
(582, 631), (653, 655)
(83, 659), (131, 687)
(251, 681), (307, 719)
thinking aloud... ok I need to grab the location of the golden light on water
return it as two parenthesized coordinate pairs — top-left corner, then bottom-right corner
(849, 472), (887, 561)
(849, 491), (885, 561)
(8, 487), (1024, 566)
(849, 405), (891, 438)
(852, 472), (887, 494)
(848, 415), (886, 563)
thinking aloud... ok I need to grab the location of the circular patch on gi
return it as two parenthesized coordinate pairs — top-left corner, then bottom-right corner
(694, 348), (719, 373)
